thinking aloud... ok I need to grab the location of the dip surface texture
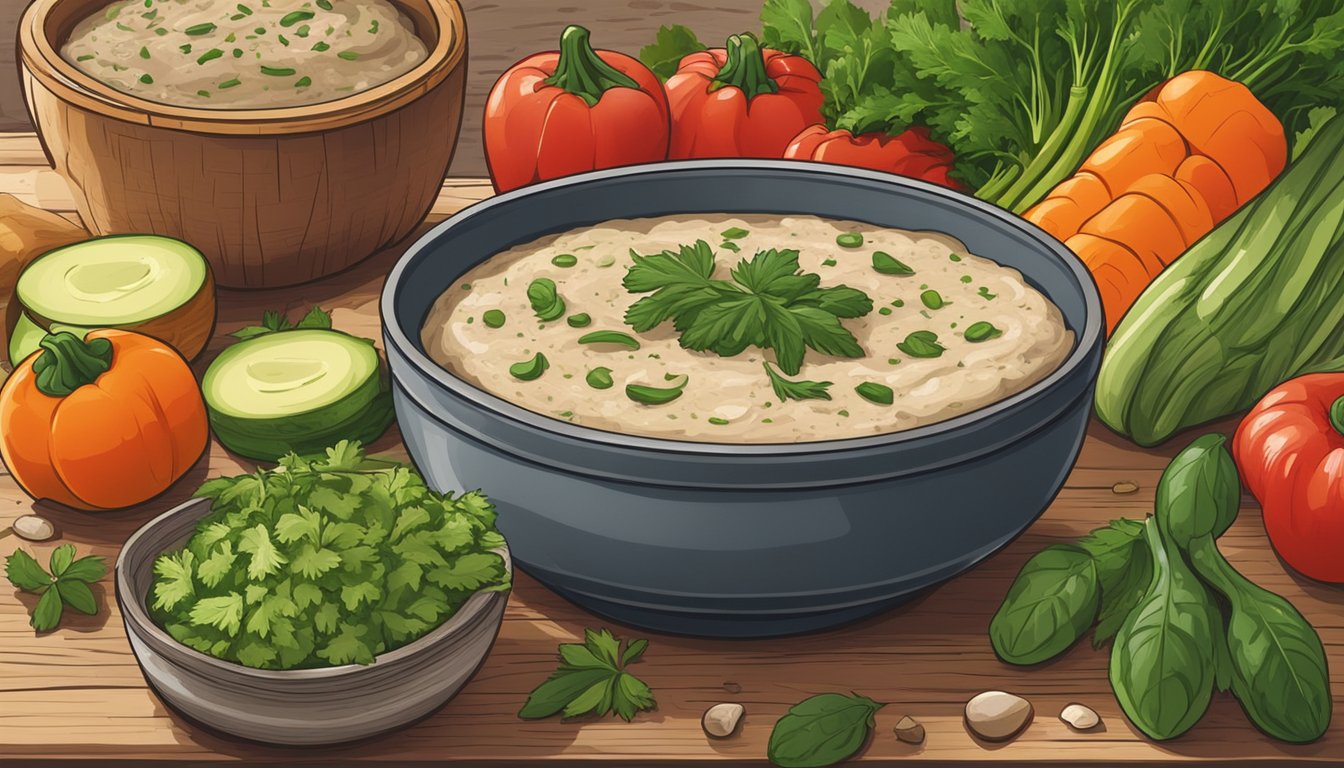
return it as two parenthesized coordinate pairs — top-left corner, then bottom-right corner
(422, 215), (1074, 444)
(62, 0), (428, 108)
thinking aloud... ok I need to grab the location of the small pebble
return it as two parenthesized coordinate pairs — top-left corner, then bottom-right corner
(894, 715), (925, 744)
(965, 691), (1032, 742)
(702, 703), (745, 738)
(722, 681), (742, 694)
(1111, 481), (1139, 495)
(13, 514), (56, 542)
(1060, 703), (1100, 731)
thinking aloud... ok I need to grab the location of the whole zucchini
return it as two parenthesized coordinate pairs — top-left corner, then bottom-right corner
(1095, 113), (1344, 446)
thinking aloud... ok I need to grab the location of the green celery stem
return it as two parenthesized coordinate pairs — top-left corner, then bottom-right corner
(543, 25), (639, 107)
(34, 332), (112, 397)
(711, 32), (779, 100)
(1330, 395), (1344, 438)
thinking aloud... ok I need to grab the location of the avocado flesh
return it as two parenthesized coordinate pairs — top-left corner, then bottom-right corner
(17, 235), (207, 326)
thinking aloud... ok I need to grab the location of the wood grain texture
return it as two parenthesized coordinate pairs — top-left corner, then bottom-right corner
(1, 138), (1342, 765)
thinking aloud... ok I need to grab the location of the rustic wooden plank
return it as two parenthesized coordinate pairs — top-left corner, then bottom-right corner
(1, 133), (1342, 765)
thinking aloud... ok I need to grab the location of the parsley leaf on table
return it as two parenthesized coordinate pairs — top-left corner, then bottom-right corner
(230, 305), (333, 339)
(623, 241), (871, 375)
(5, 545), (107, 632)
(520, 628), (656, 722)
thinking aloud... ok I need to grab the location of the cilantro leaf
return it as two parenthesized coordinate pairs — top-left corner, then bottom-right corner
(189, 593), (245, 636)
(317, 623), (375, 666)
(427, 552), (505, 591)
(238, 525), (287, 580)
(152, 551), (196, 611)
(639, 24), (706, 81)
(624, 241), (870, 375)
(197, 542), (237, 588)
(519, 629), (655, 721)
(295, 305), (333, 330)
(231, 306), (332, 338)
(290, 544), (342, 579)
(6, 549), (53, 592)
(764, 362), (833, 402)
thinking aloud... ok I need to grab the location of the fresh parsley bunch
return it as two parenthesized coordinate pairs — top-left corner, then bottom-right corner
(624, 240), (872, 375)
(519, 628), (655, 721)
(5, 544), (106, 632)
(148, 440), (510, 670)
(230, 305), (332, 340)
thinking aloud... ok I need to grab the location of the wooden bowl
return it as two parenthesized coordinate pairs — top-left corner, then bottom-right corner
(18, 0), (468, 289)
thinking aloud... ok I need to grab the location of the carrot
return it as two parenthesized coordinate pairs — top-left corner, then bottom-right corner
(1024, 70), (1285, 334)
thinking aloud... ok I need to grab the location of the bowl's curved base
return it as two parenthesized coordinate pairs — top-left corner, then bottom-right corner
(538, 576), (916, 638)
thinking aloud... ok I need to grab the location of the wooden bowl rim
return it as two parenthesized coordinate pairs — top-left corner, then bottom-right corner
(18, 0), (467, 135)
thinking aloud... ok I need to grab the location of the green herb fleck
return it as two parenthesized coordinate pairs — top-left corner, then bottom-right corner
(219, 78), (242, 89)
(338, 50), (360, 61)
(626, 376), (687, 405)
(897, 330), (944, 358)
(855, 381), (894, 405)
(921, 290), (945, 310)
(482, 310), (506, 329)
(964, 321), (1003, 342)
(295, 76), (312, 88)
(138, 73), (154, 84)
(369, 20), (380, 34)
(317, 0), (334, 8)
(232, 49), (243, 58)
(178, 43), (192, 53)
(262, 65), (297, 76)
(278, 34), (291, 46)
(77, 54), (95, 61)
(197, 48), (224, 65)
(719, 241), (741, 252)
(878, 307), (892, 316)
(960, 275), (973, 283)
(510, 353), (549, 381)
(872, 251), (914, 276)
(236, 3), (253, 14)
(225, 32), (237, 42)
(139, 46), (151, 59)
(527, 278), (566, 321)
(979, 287), (998, 300)
(721, 227), (749, 240)
(312, 41), (331, 52)
(154, 27), (168, 35)
(763, 362), (832, 402)
(822, 258), (837, 267)
(579, 330), (640, 350)
(835, 232), (864, 248)
(586, 367), (614, 389)
(950, 253), (962, 262)
(197, 89), (211, 97)
(891, 299), (904, 307)
(551, 254), (578, 268)
(281, 10), (315, 27)
(708, 417), (730, 425)
(566, 313), (592, 328)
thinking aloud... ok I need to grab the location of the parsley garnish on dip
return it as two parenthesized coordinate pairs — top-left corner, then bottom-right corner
(62, 0), (428, 108)
(421, 214), (1073, 444)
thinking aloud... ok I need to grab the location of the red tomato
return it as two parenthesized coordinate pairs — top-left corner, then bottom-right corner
(664, 33), (823, 159)
(785, 126), (960, 188)
(484, 26), (670, 192)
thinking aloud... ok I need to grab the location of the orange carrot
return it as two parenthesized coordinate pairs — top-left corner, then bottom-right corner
(1024, 70), (1285, 334)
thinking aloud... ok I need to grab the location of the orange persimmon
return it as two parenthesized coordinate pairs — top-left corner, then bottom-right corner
(0, 329), (207, 510)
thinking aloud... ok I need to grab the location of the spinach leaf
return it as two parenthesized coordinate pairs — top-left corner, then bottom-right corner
(1077, 519), (1151, 647)
(1109, 521), (1218, 741)
(1189, 536), (1331, 742)
(767, 692), (884, 768)
(1155, 433), (1240, 546)
(989, 544), (1098, 665)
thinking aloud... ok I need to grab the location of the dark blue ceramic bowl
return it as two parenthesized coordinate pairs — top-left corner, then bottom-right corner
(381, 161), (1103, 638)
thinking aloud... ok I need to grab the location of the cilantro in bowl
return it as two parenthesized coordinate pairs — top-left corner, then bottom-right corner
(147, 441), (510, 670)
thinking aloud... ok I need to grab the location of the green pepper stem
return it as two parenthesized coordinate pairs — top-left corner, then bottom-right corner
(710, 32), (779, 100)
(1330, 395), (1344, 438)
(32, 331), (113, 398)
(543, 25), (639, 107)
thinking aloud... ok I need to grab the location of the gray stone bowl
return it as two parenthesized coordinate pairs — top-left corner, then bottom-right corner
(382, 160), (1103, 638)
(115, 497), (510, 745)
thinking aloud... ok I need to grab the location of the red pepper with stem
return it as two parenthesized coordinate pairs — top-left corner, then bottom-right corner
(785, 125), (961, 189)
(484, 25), (670, 192)
(664, 33), (823, 159)
(1234, 373), (1344, 582)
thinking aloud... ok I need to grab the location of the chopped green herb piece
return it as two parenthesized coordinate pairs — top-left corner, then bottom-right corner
(979, 287), (998, 300)
(526, 278), (566, 321)
(509, 353), (549, 381)
(278, 35), (290, 46)
(219, 78), (242, 89)
(708, 417), (730, 425)
(139, 73), (154, 84)
(142, 8), (157, 19)
(921, 290), (945, 309)
(236, 3), (253, 15)
(482, 310), (506, 328)
(835, 232), (864, 248)
(878, 307), (892, 316)
(566, 313), (592, 328)
(856, 382), (894, 405)
(887, 358), (900, 365)
(822, 258), (837, 266)
(261, 65), (297, 76)
(558, 410), (574, 418)
(197, 48), (224, 64)
(312, 41), (331, 52)
(105, 6), (121, 20)
(626, 376), (687, 405)
(964, 321), (1003, 342)
(225, 32), (237, 42)
(551, 254), (578, 268)
(317, 0), (334, 9)
(891, 299), (904, 307)
(950, 253), (962, 262)
(761, 417), (774, 423)
(296, 24), (311, 37)
(586, 367), (614, 389)
(255, 26), (267, 34)
(960, 275), (973, 283)
(838, 409), (850, 417)
(281, 10), (316, 27)
(719, 241), (741, 252)
(369, 20), (380, 34)
(178, 43), (192, 53)
(338, 50), (360, 61)
(897, 330), (945, 358)
(764, 362), (832, 402)
(872, 251), (914, 276)
(721, 227), (749, 240)
(295, 76), (312, 88)
(154, 27), (168, 35)
(232, 49), (243, 58)
(139, 46), (151, 59)
(196, 89), (211, 97)
(77, 54), (95, 61)
(578, 330), (640, 350)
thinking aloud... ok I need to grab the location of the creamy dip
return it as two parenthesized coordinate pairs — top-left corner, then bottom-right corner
(422, 215), (1074, 444)
(62, 0), (428, 108)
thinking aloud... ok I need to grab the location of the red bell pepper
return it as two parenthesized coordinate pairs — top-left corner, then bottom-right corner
(784, 126), (960, 188)
(664, 33), (823, 159)
(484, 25), (670, 192)
(1234, 373), (1344, 582)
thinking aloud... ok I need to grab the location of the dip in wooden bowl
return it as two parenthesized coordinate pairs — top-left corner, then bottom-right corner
(19, 0), (466, 288)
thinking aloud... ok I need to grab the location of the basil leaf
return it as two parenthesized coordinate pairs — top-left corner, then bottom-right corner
(1109, 521), (1218, 741)
(1189, 536), (1331, 742)
(989, 544), (1098, 665)
(1077, 519), (1149, 648)
(518, 667), (613, 719)
(1155, 434), (1240, 546)
(896, 330), (944, 358)
(767, 692), (884, 768)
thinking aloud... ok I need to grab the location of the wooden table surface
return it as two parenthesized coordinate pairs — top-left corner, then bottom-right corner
(1, 132), (1342, 766)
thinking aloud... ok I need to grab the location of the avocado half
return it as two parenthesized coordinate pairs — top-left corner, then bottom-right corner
(202, 329), (395, 461)
(7, 235), (216, 366)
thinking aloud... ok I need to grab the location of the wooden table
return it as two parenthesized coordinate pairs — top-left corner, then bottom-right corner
(1, 132), (1341, 766)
